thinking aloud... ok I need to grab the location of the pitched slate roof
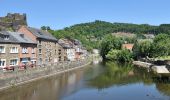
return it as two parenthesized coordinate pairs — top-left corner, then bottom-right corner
(0, 31), (36, 44)
(8, 32), (36, 44)
(58, 39), (74, 49)
(0, 31), (19, 43)
(26, 27), (57, 41)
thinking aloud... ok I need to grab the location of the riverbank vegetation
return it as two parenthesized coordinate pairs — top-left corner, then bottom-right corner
(100, 33), (170, 62)
(133, 34), (170, 59)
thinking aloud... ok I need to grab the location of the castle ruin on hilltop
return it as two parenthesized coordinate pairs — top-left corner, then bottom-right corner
(0, 13), (27, 31)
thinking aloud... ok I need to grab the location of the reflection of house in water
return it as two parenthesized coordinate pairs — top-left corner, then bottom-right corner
(68, 73), (76, 85)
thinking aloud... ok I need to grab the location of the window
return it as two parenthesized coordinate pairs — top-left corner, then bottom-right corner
(38, 58), (42, 65)
(39, 40), (41, 44)
(0, 46), (5, 53)
(22, 47), (28, 53)
(10, 47), (18, 53)
(32, 48), (35, 53)
(10, 59), (18, 66)
(59, 56), (61, 61)
(55, 50), (57, 55)
(4, 35), (9, 40)
(39, 49), (42, 54)
(0, 59), (6, 67)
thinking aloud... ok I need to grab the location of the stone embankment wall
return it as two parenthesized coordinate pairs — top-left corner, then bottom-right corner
(0, 59), (92, 91)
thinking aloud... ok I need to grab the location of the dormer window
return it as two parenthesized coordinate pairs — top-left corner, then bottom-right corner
(4, 35), (9, 40)
(20, 34), (24, 38)
(38, 31), (43, 35)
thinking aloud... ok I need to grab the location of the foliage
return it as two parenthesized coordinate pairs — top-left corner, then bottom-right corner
(48, 20), (170, 51)
(152, 34), (170, 57)
(117, 49), (133, 62)
(133, 40), (153, 58)
(100, 35), (123, 59)
(133, 34), (170, 59)
(106, 49), (120, 60)
(41, 26), (51, 31)
(47, 20), (170, 52)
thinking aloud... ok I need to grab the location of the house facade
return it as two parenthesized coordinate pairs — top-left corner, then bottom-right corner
(0, 31), (37, 69)
(18, 26), (58, 65)
(0, 43), (20, 68)
(58, 39), (76, 61)
(57, 44), (65, 62)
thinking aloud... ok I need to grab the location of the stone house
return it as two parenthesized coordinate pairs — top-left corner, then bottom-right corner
(58, 39), (76, 61)
(18, 26), (58, 65)
(0, 31), (36, 68)
(72, 39), (85, 60)
(0, 31), (20, 68)
(7, 32), (37, 65)
(57, 44), (65, 62)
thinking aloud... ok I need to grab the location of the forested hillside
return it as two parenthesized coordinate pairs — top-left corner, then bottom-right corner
(46, 20), (170, 51)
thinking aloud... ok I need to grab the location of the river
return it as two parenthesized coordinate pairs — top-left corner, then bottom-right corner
(0, 62), (170, 100)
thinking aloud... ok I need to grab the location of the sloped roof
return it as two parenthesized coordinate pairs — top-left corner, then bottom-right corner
(0, 31), (36, 44)
(0, 31), (19, 43)
(58, 39), (74, 49)
(26, 27), (57, 41)
(8, 31), (36, 44)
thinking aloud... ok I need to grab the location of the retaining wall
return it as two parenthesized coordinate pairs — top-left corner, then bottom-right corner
(0, 59), (92, 91)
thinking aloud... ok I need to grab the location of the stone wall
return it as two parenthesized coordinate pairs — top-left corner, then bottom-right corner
(0, 58), (92, 90)
(37, 40), (58, 65)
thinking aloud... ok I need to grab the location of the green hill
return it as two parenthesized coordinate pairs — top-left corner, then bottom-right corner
(48, 20), (170, 51)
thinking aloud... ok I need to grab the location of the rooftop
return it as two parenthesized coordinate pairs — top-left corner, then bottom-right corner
(0, 31), (36, 44)
(26, 27), (57, 42)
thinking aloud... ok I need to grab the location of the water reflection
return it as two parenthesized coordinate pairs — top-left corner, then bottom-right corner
(89, 62), (170, 97)
(0, 62), (170, 100)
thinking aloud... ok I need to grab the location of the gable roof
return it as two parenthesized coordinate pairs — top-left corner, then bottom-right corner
(0, 31), (19, 43)
(0, 31), (36, 44)
(58, 39), (74, 49)
(8, 32), (36, 44)
(26, 27), (57, 42)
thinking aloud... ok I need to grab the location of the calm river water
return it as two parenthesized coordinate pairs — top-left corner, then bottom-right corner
(0, 62), (170, 100)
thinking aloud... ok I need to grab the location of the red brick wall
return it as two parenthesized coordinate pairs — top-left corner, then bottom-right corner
(18, 26), (37, 42)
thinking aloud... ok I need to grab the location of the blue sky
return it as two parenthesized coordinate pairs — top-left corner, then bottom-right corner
(0, 0), (170, 29)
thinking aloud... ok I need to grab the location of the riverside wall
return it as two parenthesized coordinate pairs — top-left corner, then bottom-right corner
(0, 58), (92, 91)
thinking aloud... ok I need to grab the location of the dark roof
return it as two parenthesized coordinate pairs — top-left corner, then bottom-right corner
(0, 31), (19, 43)
(0, 31), (36, 44)
(58, 39), (74, 49)
(26, 27), (57, 41)
(8, 32), (36, 44)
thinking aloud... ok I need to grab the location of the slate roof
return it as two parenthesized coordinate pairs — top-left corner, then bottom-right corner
(0, 31), (18, 43)
(58, 39), (73, 49)
(26, 27), (57, 41)
(0, 31), (36, 44)
(8, 32), (36, 44)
